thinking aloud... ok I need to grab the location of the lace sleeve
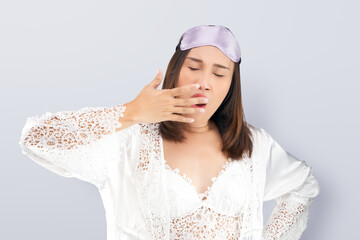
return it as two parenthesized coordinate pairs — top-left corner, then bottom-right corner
(261, 130), (320, 240)
(262, 171), (319, 240)
(19, 104), (132, 189)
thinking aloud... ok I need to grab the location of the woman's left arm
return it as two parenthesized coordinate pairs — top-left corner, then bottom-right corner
(261, 131), (320, 240)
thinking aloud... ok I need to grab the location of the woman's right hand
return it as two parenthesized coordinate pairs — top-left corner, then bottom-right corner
(127, 68), (208, 124)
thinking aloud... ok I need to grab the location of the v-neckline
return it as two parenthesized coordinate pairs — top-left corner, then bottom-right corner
(160, 134), (233, 202)
(163, 158), (232, 201)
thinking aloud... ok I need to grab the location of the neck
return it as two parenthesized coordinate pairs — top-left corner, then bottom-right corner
(185, 120), (215, 134)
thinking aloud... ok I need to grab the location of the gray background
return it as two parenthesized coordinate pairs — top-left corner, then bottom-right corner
(1, 0), (359, 239)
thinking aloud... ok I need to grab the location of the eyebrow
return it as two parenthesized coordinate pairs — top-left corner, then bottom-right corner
(186, 57), (230, 70)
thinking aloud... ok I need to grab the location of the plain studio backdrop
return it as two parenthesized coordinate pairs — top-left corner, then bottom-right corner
(1, 0), (359, 239)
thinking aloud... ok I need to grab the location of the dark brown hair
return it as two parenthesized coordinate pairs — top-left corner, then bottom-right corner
(159, 47), (253, 161)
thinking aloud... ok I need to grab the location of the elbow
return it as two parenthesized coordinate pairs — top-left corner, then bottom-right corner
(306, 169), (320, 198)
(294, 169), (321, 199)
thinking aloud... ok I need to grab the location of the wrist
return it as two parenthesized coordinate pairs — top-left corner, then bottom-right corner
(122, 101), (139, 124)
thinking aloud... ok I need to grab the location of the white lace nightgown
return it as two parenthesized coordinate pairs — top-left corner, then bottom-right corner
(19, 104), (320, 240)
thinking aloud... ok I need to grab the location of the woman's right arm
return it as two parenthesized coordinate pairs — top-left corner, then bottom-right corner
(19, 102), (139, 188)
(19, 68), (208, 187)
(20, 103), (136, 150)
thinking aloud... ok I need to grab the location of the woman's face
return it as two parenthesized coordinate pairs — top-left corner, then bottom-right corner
(176, 45), (235, 126)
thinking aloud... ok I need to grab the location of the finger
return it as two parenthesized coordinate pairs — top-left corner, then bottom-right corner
(168, 114), (195, 123)
(170, 83), (200, 97)
(173, 97), (209, 106)
(171, 106), (205, 114)
(151, 68), (163, 89)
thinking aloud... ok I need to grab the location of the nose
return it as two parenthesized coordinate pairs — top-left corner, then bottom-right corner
(196, 73), (210, 90)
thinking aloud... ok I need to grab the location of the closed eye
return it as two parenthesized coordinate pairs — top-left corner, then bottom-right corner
(189, 67), (199, 71)
(188, 67), (224, 77)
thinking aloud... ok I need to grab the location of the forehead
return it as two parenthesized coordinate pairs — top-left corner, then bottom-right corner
(186, 46), (233, 69)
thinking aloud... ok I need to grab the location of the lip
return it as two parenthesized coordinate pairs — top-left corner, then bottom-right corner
(191, 93), (207, 108)
(191, 93), (207, 98)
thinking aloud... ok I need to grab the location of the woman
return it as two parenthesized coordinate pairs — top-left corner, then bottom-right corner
(19, 25), (320, 239)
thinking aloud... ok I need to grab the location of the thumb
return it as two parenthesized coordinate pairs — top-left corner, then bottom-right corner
(151, 68), (163, 89)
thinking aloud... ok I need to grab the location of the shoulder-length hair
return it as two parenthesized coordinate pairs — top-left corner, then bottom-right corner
(159, 47), (253, 161)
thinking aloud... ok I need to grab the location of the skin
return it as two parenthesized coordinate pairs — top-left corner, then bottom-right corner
(163, 45), (235, 197)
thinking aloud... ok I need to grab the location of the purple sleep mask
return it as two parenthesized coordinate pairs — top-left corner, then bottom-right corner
(176, 25), (241, 64)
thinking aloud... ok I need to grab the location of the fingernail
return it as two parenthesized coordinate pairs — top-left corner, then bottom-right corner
(195, 84), (200, 88)
(156, 68), (160, 75)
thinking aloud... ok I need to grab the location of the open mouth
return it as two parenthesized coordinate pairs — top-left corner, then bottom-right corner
(192, 104), (207, 108)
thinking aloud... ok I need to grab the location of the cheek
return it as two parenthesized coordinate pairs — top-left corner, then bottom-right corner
(177, 68), (193, 87)
(213, 80), (231, 102)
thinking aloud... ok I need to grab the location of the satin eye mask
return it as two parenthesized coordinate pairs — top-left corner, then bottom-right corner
(176, 25), (241, 64)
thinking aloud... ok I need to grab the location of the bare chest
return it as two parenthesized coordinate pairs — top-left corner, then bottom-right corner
(162, 135), (229, 195)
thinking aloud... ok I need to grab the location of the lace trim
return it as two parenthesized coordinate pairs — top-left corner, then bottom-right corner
(262, 193), (314, 240)
(164, 156), (258, 239)
(134, 123), (169, 239)
(164, 159), (232, 201)
(19, 104), (127, 188)
(169, 205), (244, 239)
(133, 122), (263, 239)
(22, 104), (126, 150)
